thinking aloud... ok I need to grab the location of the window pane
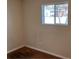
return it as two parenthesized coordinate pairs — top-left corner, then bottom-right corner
(56, 4), (68, 24)
(43, 5), (54, 24)
(44, 5), (54, 17)
(42, 4), (68, 25)
(56, 17), (60, 24)
(45, 17), (54, 24)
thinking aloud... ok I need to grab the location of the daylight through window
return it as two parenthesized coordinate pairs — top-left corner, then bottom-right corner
(42, 3), (68, 25)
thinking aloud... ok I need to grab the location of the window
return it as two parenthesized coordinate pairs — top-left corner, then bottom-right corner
(42, 3), (68, 25)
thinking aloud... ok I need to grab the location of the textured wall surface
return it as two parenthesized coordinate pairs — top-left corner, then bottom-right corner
(23, 0), (71, 58)
(7, 0), (71, 58)
(7, 0), (24, 51)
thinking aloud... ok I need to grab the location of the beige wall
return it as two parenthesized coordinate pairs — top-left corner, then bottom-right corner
(7, 0), (71, 58)
(7, 0), (24, 51)
(23, 0), (71, 58)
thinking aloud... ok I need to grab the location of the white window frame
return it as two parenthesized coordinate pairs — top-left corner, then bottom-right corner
(41, 3), (68, 26)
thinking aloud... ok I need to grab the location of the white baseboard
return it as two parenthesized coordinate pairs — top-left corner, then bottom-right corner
(25, 45), (70, 59)
(7, 45), (25, 54)
(7, 45), (70, 59)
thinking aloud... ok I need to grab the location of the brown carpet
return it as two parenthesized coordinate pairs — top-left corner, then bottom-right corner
(7, 47), (62, 59)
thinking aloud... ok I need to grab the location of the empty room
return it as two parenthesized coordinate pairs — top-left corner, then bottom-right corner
(7, 0), (71, 59)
